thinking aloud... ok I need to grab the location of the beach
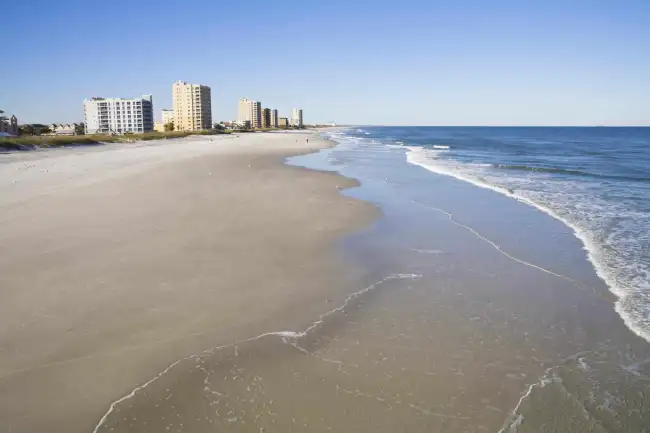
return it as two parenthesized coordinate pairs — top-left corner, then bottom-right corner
(2, 128), (650, 433)
(0, 132), (378, 432)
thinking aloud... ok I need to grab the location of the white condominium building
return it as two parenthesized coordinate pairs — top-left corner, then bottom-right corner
(270, 109), (278, 127)
(172, 81), (212, 131)
(83, 95), (154, 135)
(238, 98), (262, 129)
(292, 108), (303, 128)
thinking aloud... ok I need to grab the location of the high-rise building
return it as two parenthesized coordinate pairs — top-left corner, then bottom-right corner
(292, 108), (303, 128)
(262, 108), (271, 128)
(83, 95), (153, 135)
(172, 81), (212, 131)
(161, 109), (174, 126)
(238, 98), (262, 129)
(278, 117), (289, 128)
(270, 109), (278, 127)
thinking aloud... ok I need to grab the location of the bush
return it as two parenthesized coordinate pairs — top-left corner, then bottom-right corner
(0, 130), (228, 150)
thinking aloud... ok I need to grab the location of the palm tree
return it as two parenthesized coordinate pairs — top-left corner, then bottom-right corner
(0, 110), (9, 130)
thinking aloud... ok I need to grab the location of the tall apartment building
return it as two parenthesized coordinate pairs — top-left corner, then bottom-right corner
(270, 109), (278, 127)
(238, 98), (262, 129)
(278, 117), (289, 128)
(262, 108), (271, 128)
(292, 108), (304, 128)
(172, 81), (212, 131)
(83, 95), (153, 135)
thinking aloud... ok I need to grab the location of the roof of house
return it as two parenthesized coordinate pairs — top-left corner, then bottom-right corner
(50, 123), (79, 128)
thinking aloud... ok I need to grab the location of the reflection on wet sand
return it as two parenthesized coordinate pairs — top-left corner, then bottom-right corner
(95, 241), (650, 433)
(92, 133), (650, 433)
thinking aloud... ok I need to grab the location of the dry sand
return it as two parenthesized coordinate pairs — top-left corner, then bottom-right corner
(0, 132), (378, 433)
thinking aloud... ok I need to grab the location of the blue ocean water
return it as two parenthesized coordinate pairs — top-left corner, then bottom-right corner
(324, 126), (650, 343)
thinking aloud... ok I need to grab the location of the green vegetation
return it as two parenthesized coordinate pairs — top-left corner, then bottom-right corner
(128, 130), (221, 141)
(0, 130), (228, 150)
(18, 124), (49, 136)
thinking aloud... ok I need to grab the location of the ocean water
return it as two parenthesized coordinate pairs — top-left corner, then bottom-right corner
(325, 126), (650, 344)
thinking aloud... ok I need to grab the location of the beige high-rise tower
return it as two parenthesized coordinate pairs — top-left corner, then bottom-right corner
(172, 81), (212, 131)
(261, 108), (271, 128)
(238, 98), (262, 129)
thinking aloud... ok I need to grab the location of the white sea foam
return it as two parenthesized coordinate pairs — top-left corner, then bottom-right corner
(577, 357), (592, 372)
(409, 248), (445, 255)
(433, 145), (450, 149)
(404, 145), (650, 344)
(498, 366), (560, 433)
(271, 331), (304, 338)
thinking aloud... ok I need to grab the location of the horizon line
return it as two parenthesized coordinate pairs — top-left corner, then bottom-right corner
(347, 125), (650, 128)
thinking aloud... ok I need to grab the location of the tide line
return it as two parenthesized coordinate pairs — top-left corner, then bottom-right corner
(497, 366), (560, 433)
(92, 272), (420, 433)
(498, 350), (595, 433)
(411, 200), (612, 304)
(91, 330), (297, 433)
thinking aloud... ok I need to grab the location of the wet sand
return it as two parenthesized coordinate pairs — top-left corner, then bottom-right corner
(291, 137), (650, 433)
(0, 132), (379, 433)
(89, 133), (650, 433)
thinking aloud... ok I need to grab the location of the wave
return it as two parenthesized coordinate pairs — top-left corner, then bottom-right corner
(404, 146), (650, 344)
(493, 163), (650, 182)
(433, 145), (450, 149)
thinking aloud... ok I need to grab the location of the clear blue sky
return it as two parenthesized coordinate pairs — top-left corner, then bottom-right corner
(2, 0), (649, 125)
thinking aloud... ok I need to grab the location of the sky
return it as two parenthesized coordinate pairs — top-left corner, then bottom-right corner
(2, 0), (650, 126)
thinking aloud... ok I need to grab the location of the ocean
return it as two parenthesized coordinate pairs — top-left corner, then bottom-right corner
(325, 126), (650, 344)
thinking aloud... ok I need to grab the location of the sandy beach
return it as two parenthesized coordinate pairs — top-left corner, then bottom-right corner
(0, 132), (378, 433)
(3, 129), (650, 433)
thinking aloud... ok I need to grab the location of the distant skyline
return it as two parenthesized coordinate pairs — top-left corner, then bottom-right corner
(2, 0), (649, 126)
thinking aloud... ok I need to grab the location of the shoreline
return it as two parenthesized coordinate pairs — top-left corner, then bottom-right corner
(405, 145), (646, 344)
(0, 132), (381, 433)
(311, 129), (650, 432)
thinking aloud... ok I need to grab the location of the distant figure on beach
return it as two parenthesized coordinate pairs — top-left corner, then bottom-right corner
(306, 138), (309, 144)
